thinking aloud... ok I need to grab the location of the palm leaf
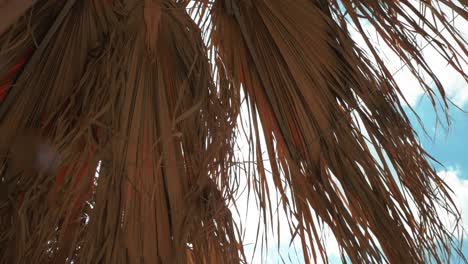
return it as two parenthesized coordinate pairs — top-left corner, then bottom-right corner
(208, 0), (467, 263)
(0, 0), (466, 263)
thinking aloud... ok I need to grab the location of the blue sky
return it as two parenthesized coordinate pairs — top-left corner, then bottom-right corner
(410, 99), (468, 173)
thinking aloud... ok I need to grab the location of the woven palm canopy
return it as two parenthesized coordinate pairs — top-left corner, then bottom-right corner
(0, 0), (467, 263)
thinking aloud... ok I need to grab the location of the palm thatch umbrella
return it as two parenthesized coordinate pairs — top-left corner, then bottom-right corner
(0, 0), (466, 263)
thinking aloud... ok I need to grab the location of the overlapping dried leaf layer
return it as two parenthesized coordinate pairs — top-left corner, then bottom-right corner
(0, 0), (466, 263)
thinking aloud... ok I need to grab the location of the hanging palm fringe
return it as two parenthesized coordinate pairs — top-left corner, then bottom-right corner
(0, 0), (466, 263)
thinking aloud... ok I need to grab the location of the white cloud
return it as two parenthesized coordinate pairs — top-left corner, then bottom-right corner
(437, 168), (468, 231)
(350, 7), (468, 108)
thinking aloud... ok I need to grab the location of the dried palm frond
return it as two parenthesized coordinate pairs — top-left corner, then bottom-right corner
(207, 0), (467, 263)
(0, 0), (466, 263)
(1, 0), (241, 263)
